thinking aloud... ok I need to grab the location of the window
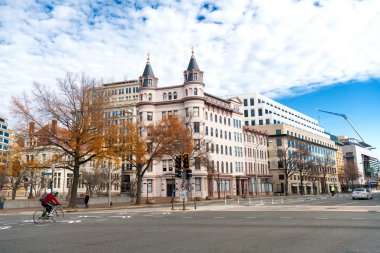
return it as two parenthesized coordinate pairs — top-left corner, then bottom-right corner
(195, 178), (201, 191)
(215, 129), (218, 137)
(194, 122), (200, 133)
(148, 93), (152, 101)
(194, 88), (198, 95)
(258, 109), (263, 116)
(205, 112), (208, 120)
(195, 158), (201, 170)
(162, 111), (167, 119)
(276, 129), (281, 135)
(173, 91), (177, 99)
(265, 119), (270, 125)
(250, 98), (254, 106)
(259, 120), (263, 125)
(245, 121), (249, 126)
(276, 138), (282, 146)
(243, 99), (248, 106)
(168, 92), (172, 100)
(210, 127), (213, 136)
(251, 109), (255, 117)
(147, 179), (152, 193)
(147, 112), (153, 121)
(244, 110), (248, 117)
(205, 126), (208, 135)
(193, 107), (199, 116)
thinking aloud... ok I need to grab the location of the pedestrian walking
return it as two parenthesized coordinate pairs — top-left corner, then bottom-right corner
(85, 194), (90, 208)
(331, 186), (336, 197)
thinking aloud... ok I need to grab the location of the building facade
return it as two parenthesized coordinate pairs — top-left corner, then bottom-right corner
(339, 136), (380, 188)
(136, 52), (270, 199)
(255, 123), (338, 195)
(0, 114), (10, 166)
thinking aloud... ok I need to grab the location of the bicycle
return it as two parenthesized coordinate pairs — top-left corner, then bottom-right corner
(33, 205), (65, 224)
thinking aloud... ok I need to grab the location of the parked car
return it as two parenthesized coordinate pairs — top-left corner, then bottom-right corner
(352, 188), (373, 200)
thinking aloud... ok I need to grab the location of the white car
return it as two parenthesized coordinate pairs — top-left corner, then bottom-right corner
(352, 188), (373, 200)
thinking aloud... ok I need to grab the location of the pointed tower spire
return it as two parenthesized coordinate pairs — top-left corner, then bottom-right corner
(140, 53), (158, 88)
(184, 48), (204, 84)
(187, 47), (200, 71)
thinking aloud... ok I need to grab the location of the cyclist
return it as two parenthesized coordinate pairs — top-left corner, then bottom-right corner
(41, 191), (60, 217)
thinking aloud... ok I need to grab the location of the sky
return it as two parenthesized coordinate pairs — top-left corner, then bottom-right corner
(0, 0), (379, 154)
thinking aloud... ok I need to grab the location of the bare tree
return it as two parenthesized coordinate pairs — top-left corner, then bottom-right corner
(275, 138), (299, 196)
(315, 155), (336, 194)
(343, 161), (361, 191)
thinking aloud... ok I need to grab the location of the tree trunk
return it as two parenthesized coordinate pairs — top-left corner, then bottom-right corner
(135, 172), (143, 205)
(69, 162), (80, 208)
(284, 176), (289, 196)
(300, 176), (304, 195)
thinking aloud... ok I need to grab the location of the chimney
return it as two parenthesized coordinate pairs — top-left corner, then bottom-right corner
(29, 122), (35, 136)
(51, 120), (57, 135)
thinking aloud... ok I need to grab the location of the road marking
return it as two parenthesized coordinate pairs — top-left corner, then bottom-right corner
(314, 218), (328, 220)
(245, 217), (257, 219)
(68, 220), (81, 224)
(0, 226), (12, 230)
(23, 220), (35, 223)
(79, 215), (99, 218)
(214, 217), (225, 219)
(36, 224), (49, 227)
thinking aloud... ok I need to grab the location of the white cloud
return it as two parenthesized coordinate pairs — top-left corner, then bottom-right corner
(1, 0), (380, 117)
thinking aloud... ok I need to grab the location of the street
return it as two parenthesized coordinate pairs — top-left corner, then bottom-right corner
(1, 194), (380, 253)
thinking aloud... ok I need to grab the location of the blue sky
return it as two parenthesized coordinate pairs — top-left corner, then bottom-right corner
(277, 80), (380, 153)
(0, 0), (379, 155)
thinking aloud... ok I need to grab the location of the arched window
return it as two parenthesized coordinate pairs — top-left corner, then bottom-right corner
(214, 114), (217, 122)
(173, 91), (177, 99)
(216, 144), (219, 154)
(210, 127), (213, 136)
(163, 93), (167, 100)
(219, 116), (222, 123)
(221, 162), (224, 173)
(220, 130), (222, 138)
(205, 112), (208, 120)
(224, 131), (227, 139)
(194, 88), (198, 95)
(185, 89), (188, 96)
(148, 93), (152, 101)
(205, 126), (208, 135)
(221, 145), (223, 155)
(215, 129), (218, 137)
(168, 92), (172, 100)
(217, 161), (219, 172)
(210, 113), (213, 121)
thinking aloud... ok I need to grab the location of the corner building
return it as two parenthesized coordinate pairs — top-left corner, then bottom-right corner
(136, 53), (270, 199)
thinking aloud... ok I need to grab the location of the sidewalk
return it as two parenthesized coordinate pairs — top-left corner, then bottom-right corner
(0, 194), (341, 215)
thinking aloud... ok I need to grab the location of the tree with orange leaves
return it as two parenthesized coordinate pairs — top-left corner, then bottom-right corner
(12, 73), (120, 207)
(119, 116), (195, 205)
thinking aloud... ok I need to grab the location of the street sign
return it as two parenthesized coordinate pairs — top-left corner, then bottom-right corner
(179, 190), (187, 201)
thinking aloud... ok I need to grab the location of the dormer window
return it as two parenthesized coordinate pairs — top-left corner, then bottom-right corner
(193, 73), (197, 80)
(148, 79), (152, 86)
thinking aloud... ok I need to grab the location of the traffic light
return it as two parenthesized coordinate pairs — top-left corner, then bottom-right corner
(183, 153), (189, 169)
(175, 155), (182, 169)
(175, 169), (183, 178)
(186, 169), (192, 179)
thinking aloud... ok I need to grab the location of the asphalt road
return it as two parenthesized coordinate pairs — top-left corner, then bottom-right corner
(1, 194), (380, 253)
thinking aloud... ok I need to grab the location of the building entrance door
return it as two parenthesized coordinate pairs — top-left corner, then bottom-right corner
(166, 180), (174, 197)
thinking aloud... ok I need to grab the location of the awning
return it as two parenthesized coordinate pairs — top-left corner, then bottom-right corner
(291, 183), (298, 187)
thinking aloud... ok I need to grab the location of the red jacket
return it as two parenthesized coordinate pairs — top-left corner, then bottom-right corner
(42, 193), (60, 205)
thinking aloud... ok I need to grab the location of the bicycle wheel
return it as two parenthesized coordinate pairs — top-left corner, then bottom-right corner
(52, 209), (64, 223)
(33, 210), (45, 224)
